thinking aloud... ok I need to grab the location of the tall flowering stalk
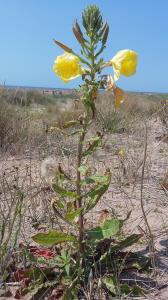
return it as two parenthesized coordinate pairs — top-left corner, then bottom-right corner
(32, 5), (139, 298)
(52, 5), (137, 253)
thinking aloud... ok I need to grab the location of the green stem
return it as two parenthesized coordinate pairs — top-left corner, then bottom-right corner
(90, 37), (95, 81)
(77, 33), (97, 255)
(76, 118), (87, 253)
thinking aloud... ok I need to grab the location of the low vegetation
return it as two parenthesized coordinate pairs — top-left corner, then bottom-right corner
(0, 88), (167, 299)
(0, 87), (166, 153)
(0, 4), (168, 300)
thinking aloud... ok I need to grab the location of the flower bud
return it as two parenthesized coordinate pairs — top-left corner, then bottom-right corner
(102, 23), (109, 45)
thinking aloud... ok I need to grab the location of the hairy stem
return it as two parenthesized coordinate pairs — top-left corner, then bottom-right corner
(76, 118), (87, 253)
(76, 34), (97, 254)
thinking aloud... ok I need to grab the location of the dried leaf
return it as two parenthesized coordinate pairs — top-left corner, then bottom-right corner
(114, 86), (125, 108)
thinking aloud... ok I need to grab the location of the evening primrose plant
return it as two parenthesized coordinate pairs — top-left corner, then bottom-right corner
(32, 6), (144, 299)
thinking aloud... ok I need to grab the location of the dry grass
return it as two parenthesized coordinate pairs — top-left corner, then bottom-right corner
(0, 89), (82, 155)
(95, 91), (162, 133)
(0, 88), (165, 154)
(0, 88), (167, 299)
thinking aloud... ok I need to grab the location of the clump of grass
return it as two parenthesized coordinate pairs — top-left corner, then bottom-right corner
(0, 171), (25, 277)
(159, 99), (168, 128)
(0, 99), (26, 149)
(95, 91), (161, 133)
(95, 92), (131, 133)
(0, 94), (47, 154)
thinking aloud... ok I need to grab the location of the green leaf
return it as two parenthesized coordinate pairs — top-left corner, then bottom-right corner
(83, 136), (101, 156)
(32, 230), (77, 246)
(24, 267), (50, 281)
(22, 278), (60, 300)
(120, 283), (131, 295)
(102, 276), (117, 295)
(52, 197), (65, 209)
(66, 201), (74, 212)
(124, 252), (151, 271)
(83, 136), (101, 144)
(84, 173), (111, 213)
(85, 175), (109, 184)
(69, 129), (82, 136)
(130, 285), (145, 296)
(52, 184), (78, 198)
(117, 283), (143, 296)
(87, 218), (123, 241)
(65, 208), (83, 222)
(100, 250), (151, 272)
(62, 120), (79, 129)
(78, 165), (89, 175)
(103, 277), (144, 297)
(95, 44), (105, 58)
(65, 264), (70, 276)
(110, 234), (143, 253)
(55, 249), (71, 276)
(63, 275), (79, 300)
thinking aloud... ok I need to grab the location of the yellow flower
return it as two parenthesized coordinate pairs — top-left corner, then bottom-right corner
(117, 148), (125, 157)
(53, 52), (83, 82)
(111, 49), (138, 81)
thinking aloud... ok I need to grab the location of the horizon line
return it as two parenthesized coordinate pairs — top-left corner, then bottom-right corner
(1, 84), (168, 95)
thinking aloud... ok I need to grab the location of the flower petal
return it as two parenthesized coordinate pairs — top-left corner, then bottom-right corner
(110, 49), (138, 80)
(53, 52), (83, 82)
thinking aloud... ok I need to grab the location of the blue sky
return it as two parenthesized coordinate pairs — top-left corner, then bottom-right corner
(0, 0), (167, 92)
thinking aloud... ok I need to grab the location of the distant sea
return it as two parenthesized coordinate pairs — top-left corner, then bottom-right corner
(2, 85), (168, 95)
(3, 85), (74, 91)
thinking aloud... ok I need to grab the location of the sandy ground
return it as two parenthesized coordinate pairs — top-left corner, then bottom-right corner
(0, 116), (167, 299)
